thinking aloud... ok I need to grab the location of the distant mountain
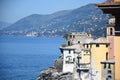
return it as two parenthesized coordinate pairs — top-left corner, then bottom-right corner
(0, 21), (11, 30)
(1, 4), (109, 38)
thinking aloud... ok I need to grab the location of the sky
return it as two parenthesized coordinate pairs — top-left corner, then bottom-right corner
(0, 0), (106, 23)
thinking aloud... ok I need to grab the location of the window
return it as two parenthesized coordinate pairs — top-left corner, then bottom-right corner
(66, 56), (72, 64)
(110, 28), (113, 35)
(107, 76), (112, 80)
(73, 35), (75, 38)
(108, 70), (112, 74)
(61, 49), (63, 53)
(78, 41), (80, 44)
(73, 58), (75, 62)
(106, 44), (109, 48)
(104, 63), (106, 69)
(108, 64), (111, 69)
(70, 35), (72, 38)
(73, 50), (75, 54)
(86, 52), (88, 53)
(83, 44), (85, 47)
(68, 41), (71, 46)
(106, 52), (108, 60)
(96, 44), (99, 47)
(69, 50), (71, 54)
(87, 44), (89, 48)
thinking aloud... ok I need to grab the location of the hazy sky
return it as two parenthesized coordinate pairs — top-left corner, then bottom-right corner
(0, 0), (106, 23)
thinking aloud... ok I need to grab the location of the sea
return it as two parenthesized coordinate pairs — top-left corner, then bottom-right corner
(0, 36), (65, 80)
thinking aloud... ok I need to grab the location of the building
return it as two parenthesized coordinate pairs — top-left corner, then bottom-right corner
(90, 37), (110, 80)
(76, 40), (92, 80)
(60, 44), (79, 73)
(59, 1), (120, 80)
(106, 17), (115, 59)
(60, 32), (111, 80)
(60, 32), (93, 77)
(64, 32), (92, 46)
(97, 0), (120, 80)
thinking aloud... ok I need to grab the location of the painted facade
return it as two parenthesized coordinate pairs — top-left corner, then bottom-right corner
(106, 18), (120, 80)
(97, 1), (120, 80)
(114, 37), (120, 80)
(107, 18), (115, 59)
(90, 37), (109, 80)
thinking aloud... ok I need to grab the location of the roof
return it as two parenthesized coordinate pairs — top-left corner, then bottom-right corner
(84, 38), (93, 44)
(60, 44), (83, 50)
(97, 0), (120, 6)
(97, 1), (120, 15)
(90, 37), (109, 44)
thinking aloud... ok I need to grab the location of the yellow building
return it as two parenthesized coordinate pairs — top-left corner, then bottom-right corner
(90, 37), (109, 80)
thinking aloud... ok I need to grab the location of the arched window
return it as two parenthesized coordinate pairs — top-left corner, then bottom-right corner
(106, 52), (108, 60)
(110, 28), (113, 35)
(107, 75), (112, 80)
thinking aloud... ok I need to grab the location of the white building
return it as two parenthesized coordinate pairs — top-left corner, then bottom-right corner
(60, 44), (79, 73)
(60, 32), (93, 80)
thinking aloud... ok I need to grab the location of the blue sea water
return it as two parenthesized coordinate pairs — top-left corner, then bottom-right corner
(0, 36), (65, 80)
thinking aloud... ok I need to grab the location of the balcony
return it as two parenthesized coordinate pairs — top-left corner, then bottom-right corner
(65, 60), (74, 64)
(77, 64), (90, 71)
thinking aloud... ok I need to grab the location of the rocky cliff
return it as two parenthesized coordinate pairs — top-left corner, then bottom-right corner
(37, 55), (73, 80)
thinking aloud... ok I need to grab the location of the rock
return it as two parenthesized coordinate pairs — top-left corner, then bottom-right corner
(54, 55), (63, 72)
(38, 66), (59, 80)
(59, 72), (73, 80)
(38, 68), (73, 80)
(37, 55), (73, 80)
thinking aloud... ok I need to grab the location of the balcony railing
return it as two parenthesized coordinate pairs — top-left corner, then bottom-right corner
(65, 60), (74, 64)
(77, 64), (90, 70)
